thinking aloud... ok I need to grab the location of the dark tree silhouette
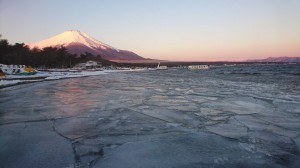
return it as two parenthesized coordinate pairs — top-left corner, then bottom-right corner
(0, 36), (115, 68)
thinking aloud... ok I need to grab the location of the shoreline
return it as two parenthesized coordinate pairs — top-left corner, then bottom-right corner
(0, 69), (144, 89)
(0, 75), (93, 89)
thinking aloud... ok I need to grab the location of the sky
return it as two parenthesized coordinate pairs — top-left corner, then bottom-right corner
(0, 0), (300, 61)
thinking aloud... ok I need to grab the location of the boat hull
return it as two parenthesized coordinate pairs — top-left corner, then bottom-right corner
(0, 64), (37, 75)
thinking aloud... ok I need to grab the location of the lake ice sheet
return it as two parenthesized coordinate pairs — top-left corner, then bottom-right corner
(0, 64), (300, 167)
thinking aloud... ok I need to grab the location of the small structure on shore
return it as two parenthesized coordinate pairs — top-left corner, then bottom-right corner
(188, 65), (209, 70)
(73, 61), (102, 70)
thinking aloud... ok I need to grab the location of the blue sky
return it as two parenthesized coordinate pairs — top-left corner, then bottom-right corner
(1, 0), (299, 61)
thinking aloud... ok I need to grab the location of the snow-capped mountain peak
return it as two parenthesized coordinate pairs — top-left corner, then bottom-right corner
(26, 30), (145, 60)
(27, 30), (118, 51)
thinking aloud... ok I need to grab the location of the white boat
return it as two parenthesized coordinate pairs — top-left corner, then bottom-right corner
(188, 65), (209, 70)
(0, 64), (37, 75)
(150, 62), (167, 70)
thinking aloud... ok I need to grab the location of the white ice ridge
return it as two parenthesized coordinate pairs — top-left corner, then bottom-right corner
(27, 30), (119, 51)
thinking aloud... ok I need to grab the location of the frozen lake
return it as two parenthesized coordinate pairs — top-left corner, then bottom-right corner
(1, 64), (300, 167)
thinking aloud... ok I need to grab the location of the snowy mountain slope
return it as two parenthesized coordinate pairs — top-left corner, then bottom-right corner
(27, 30), (145, 60)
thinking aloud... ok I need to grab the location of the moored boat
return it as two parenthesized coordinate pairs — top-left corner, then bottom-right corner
(0, 64), (37, 75)
(149, 62), (167, 71)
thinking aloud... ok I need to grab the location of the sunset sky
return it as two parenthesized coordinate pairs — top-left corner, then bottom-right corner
(0, 0), (299, 61)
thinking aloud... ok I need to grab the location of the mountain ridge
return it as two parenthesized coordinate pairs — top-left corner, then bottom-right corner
(247, 56), (300, 62)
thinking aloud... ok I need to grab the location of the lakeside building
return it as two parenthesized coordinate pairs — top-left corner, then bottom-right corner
(73, 61), (102, 70)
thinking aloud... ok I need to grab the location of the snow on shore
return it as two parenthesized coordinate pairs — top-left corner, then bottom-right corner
(0, 80), (23, 86)
(44, 70), (107, 80)
(0, 69), (143, 87)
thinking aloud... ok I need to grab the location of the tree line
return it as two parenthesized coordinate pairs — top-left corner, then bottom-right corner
(0, 37), (114, 68)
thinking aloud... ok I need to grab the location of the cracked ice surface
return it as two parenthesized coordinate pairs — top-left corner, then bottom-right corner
(0, 64), (300, 167)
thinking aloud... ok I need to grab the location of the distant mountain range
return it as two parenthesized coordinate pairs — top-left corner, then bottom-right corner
(247, 57), (300, 63)
(27, 30), (145, 61)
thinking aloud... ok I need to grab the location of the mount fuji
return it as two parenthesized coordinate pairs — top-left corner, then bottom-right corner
(26, 30), (145, 61)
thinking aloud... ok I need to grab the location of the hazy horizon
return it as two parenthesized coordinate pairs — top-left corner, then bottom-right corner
(1, 0), (299, 61)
